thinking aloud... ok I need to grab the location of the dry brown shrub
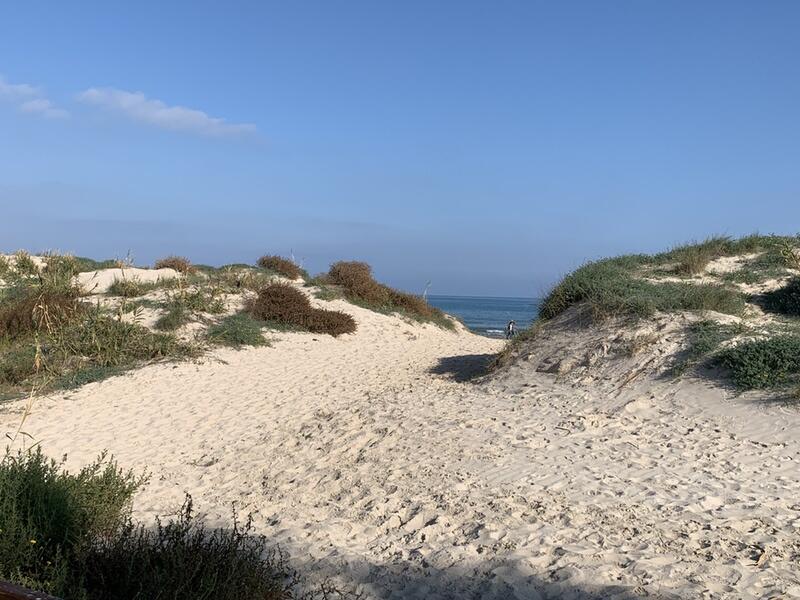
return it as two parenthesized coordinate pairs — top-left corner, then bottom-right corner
(327, 261), (447, 325)
(246, 283), (311, 322)
(154, 256), (194, 274)
(256, 255), (303, 279)
(245, 283), (356, 336)
(389, 289), (436, 318)
(0, 289), (83, 340)
(327, 261), (390, 305)
(305, 308), (356, 336)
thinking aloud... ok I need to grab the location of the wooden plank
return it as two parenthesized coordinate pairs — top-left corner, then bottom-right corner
(0, 581), (61, 600)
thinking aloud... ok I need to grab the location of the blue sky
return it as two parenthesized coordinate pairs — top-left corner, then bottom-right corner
(1, 1), (799, 296)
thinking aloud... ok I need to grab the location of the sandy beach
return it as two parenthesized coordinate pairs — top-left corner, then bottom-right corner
(2, 286), (798, 599)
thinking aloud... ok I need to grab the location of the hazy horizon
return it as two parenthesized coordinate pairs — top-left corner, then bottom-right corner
(3, 2), (800, 296)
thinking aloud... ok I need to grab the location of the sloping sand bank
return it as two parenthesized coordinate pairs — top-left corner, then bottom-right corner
(1, 303), (799, 599)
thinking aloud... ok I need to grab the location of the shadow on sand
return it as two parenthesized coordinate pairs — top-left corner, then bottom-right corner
(295, 555), (682, 600)
(428, 353), (497, 382)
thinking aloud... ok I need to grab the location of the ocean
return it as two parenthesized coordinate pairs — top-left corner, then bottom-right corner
(427, 295), (541, 338)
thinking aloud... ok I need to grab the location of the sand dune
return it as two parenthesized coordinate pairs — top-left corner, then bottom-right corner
(1, 297), (799, 599)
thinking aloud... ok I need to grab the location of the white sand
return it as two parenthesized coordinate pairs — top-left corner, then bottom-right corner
(1, 301), (799, 598)
(75, 267), (180, 294)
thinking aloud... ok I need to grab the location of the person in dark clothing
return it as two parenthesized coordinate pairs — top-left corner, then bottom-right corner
(506, 320), (516, 339)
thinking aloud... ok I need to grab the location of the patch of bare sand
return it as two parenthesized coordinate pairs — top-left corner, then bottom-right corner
(75, 267), (180, 294)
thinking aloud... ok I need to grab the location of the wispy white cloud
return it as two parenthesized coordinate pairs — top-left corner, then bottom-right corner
(77, 87), (257, 137)
(19, 98), (70, 119)
(0, 76), (39, 99)
(0, 75), (68, 118)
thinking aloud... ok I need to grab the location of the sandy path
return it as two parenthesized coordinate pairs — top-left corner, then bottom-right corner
(2, 304), (799, 599)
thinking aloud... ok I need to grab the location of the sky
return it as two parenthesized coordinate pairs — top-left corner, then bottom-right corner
(1, 1), (799, 297)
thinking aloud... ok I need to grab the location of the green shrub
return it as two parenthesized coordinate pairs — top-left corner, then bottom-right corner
(206, 313), (268, 348)
(759, 278), (800, 317)
(669, 320), (744, 375)
(256, 255), (303, 279)
(79, 496), (292, 600)
(0, 255), (10, 277)
(0, 450), (294, 600)
(0, 449), (141, 595)
(154, 256), (194, 274)
(717, 336), (800, 389)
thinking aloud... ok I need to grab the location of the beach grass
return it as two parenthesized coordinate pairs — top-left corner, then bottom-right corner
(206, 313), (269, 348)
(539, 257), (746, 322)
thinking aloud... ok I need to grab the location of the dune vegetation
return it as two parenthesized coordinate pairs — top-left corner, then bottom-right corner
(0, 448), (298, 599)
(0, 251), (448, 397)
(317, 261), (454, 330)
(514, 234), (800, 397)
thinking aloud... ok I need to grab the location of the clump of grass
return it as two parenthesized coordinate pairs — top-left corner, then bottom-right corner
(0, 345), (39, 385)
(246, 283), (356, 336)
(759, 278), (800, 317)
(539, 258), (746, 322)
(668, 236), (730, 276)
(718, 247), (791, 284)
(0, 286), (83, 341)
(716, 335), (800, 390)
(13, 251), (39, 276)
(73, 256), (123, 272)
(155, 285), (226, 331)
(0, 449), (295, 599)
(107, 277), (150, 298)
(154, 256), (194, 274)
(193, 265), (280, 295)
(669, 320), (745, 375)
(206, 313), (269, 348)
(0, 255), (11, 278)
(326, 261), (453, 329)
(256, 255), (303, 280)
(0, 298), (193, 392)
(155, 303), (190, 331)
(42, 253), (80, 278)
(56, 307), (191, 367)
(313, 286), (343, 301)
(780, 237), (800, 271)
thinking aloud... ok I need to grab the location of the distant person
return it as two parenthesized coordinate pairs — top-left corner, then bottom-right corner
(506, 320), (516, 339)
